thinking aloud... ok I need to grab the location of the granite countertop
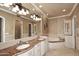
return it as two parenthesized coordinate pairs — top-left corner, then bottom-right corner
(0, 39), (44, 56)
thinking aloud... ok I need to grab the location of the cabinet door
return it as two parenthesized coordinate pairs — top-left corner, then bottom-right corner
(17, 48), (33, 56)
(41, 41), (46, 56)
(34, 43), (41, 56)
(45, 39), (48, 52)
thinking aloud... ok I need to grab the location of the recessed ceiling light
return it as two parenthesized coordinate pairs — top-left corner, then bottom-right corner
(32, 8), (35, 11)
(39, 5), (43, 8)
(62, 9), (66, 12)
(47, 14), (48, 15)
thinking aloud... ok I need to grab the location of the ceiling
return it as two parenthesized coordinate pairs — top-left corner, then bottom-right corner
(22, 3), (42, 16)
(0, 3), (75, 18)
(22, 3), (75, 18)
(34, 3), (75, 18)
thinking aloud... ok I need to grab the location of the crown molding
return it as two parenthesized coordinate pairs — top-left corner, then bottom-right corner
(48, 14), (69, 19)
(68, 3), (78, 16)
(0, 7), (16, 15)
(31, 3), (48, 18)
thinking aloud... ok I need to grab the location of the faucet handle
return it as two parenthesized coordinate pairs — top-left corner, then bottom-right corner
(17, 40), (29, 46)
(17, 40), (23, 45)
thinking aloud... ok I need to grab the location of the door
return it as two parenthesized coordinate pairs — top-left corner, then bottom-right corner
(41, 41), (46, 56)
(28, 24), (31, 36)
(15, 20), (21, 39)
(0, 18), (2, 42)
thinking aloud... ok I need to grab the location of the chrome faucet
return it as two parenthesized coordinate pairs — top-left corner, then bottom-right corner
(17, 40), (28, 45)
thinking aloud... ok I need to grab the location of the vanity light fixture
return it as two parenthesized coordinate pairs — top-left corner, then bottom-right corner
(26, 10), (29, 14)
(0, 3), (41, 21)
(12, 5), (20, 12)
(18, 8), (24, 15)
(31, 14), (42, 21)
(35, 17), (41, 21)
(12, 3), (30, 15)
(30, 14), (41, 21)
(0, 3), (30, 16)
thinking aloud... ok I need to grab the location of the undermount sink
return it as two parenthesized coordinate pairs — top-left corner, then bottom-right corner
(16, 44), (30, 50)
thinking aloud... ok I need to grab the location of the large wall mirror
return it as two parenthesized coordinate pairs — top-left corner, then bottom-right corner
(0, 16), (39, 43)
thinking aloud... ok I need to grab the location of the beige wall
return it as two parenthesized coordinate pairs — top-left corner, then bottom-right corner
(0, 10), (31, 42)
(48, 17), (65, 40)
(0, 10), (16, 41)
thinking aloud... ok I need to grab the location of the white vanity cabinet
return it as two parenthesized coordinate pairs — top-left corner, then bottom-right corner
(17, 48), (34, 56)
(16, 37), (48, 56)
(33, 42), (41, 56)
(41, 40), (47, 56)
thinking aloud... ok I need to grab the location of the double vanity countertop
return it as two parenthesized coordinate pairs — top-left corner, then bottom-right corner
(0, 38), (45, 56)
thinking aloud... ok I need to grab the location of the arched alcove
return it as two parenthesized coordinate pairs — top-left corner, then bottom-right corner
(0, 16), (5, 42)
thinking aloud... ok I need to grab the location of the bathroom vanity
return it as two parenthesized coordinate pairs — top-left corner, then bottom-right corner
(0, 36), (48, 56)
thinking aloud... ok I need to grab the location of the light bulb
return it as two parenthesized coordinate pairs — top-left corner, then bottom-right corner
(15, 5), (19, 11)
(36, 17), (41, 21)
(31, 15), (33, 18)
(23, 12), (27, 15)
(26, 10), (29, 14)
(33, 17), (36, 20)
(18, 10), (22, 15)
(12, 5), (19, 12)
(22, 9), (27, 15)
(12, 7), (17, 12)
(33, 14), (35, 18)
(21, 9), (24, 15)
(62, 9), (66, 12)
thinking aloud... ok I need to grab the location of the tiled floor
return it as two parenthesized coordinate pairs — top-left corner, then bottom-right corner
(46, 48), (79, 56)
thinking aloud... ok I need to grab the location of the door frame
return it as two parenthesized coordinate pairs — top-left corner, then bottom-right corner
(0, 16), (5, 42)
(28, 23), (32, 36)
(15, 20), (22, 39)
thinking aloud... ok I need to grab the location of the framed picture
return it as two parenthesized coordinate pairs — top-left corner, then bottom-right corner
(64, 20), (72, 36)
